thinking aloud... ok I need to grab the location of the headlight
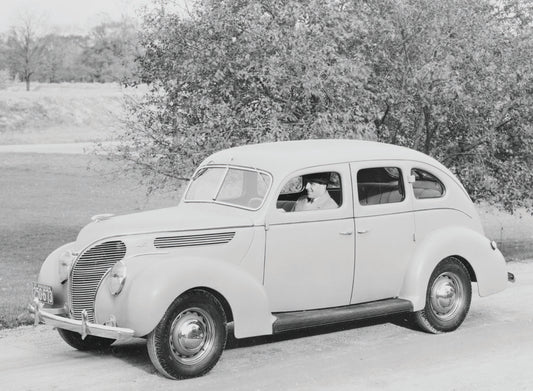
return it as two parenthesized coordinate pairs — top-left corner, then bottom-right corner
(58, 250), (77, 283)
(108, 261), (127, 296)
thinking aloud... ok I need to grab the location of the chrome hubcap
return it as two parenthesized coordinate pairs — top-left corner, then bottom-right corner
(430, 272), (464, 320)
(169, 308), (215, 365)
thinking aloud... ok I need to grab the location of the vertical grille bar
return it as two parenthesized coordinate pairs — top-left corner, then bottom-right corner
(69, 240), (126, 322)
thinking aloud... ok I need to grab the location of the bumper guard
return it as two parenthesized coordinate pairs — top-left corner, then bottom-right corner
(28, 298), (134, 341)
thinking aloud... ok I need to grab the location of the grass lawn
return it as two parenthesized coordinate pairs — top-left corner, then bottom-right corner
(0, 152), (178, 328)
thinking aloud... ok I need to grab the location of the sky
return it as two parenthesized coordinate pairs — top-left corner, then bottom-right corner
(0, 0), (191, 35)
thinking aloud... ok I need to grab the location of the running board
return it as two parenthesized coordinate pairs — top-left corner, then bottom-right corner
(273, 298), (413, 334)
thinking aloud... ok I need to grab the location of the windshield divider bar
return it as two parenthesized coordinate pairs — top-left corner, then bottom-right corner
(212, 166), (229, 201)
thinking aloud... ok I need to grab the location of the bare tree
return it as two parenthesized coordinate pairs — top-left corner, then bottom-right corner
(6, 12), (47, 91)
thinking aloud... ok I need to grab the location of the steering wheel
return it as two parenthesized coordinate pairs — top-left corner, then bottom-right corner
(247, 197), (263, 208)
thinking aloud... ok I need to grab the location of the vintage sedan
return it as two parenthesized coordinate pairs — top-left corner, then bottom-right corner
(30, 139), (513, 379)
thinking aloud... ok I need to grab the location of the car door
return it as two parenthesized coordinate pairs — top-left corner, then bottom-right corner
(264, 164), (355, 312)
(350, 161), (416, 304)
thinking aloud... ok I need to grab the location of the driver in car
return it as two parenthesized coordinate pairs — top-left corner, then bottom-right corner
(292, 173), (338, 212)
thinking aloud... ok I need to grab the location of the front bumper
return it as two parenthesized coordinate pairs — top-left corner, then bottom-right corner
(28, 298), (134, 341)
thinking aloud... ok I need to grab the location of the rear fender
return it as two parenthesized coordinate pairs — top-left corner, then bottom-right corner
(399, 226), (507, 311)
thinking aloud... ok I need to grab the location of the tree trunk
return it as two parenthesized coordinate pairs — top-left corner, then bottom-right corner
(423, 105), (432, 155)
(25, 77), (30, 91)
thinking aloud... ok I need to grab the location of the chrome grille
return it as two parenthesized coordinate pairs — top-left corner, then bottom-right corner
(154, 232), (235, 248)
(70, 240), (126, 322)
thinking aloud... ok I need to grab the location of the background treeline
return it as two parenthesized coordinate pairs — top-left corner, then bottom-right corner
(0, 17), (139, 86)
(120, 0), (533, 212)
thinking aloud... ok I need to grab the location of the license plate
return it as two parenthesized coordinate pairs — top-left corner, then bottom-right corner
(32, 283), (54, 305)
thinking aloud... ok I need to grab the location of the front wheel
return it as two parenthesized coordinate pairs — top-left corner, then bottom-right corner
(414, 257), (472, 334)
(147, 290), (227, 379)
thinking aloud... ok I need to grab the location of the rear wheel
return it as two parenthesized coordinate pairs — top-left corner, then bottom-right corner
(147, 290), (227, 379)
(414, 257), (472, 334)
(57, 328), (115, 351)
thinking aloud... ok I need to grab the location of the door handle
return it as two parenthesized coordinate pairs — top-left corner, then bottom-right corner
(339, 231), (353, 236)
(357, 229), (369, 234)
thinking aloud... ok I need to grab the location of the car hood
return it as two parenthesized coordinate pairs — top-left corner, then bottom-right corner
(75, 202), (256, 249)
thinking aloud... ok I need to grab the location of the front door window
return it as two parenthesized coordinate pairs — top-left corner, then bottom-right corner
(276, 171), (342, 212)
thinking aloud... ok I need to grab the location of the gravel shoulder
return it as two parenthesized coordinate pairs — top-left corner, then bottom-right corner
(0, 261), (531, 391)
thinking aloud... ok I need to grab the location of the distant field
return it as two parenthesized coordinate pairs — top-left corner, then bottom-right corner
(0, 152), (178, 328)
(0, 82), (143, 144)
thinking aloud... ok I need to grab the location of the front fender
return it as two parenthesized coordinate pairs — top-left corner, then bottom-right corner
(95, 253), (274, 338)
(37, 242), (76, 308)
(399, 226), (508, 311)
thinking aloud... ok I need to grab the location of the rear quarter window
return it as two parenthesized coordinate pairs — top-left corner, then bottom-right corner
(411, 168), (445, 199)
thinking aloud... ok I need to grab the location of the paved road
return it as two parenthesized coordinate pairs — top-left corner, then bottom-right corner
(0, 261), (531, 391)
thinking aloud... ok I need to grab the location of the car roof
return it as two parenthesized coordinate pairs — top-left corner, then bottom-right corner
(203, 139), (450, 177)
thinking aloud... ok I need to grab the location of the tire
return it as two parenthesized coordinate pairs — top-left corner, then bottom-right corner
(147, 290), (227, 379)
(57, 328), (115, 351)
(414, 257), (472, 334)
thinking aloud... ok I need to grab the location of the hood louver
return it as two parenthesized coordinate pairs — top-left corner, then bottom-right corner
(154, 232), (235, 249)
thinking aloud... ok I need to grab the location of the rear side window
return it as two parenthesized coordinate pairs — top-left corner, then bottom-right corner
(411, 168), (445, 199)
(357, 167), (405, 205)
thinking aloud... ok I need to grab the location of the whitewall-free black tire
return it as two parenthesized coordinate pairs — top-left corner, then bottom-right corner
(414, 257), (472, 334)
(147, 290), (227, 379)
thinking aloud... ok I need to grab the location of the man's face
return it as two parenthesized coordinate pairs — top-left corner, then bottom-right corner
(306, 181), (327, 199)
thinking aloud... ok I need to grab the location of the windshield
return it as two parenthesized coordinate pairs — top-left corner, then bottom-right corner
(185, 166), (272, 210)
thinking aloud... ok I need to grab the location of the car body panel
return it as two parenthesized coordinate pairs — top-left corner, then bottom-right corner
(352, 212), (416, 303)
(36, 242), (73, 308)
(76, 203), (256, 249)
(264, 217), (355, 312)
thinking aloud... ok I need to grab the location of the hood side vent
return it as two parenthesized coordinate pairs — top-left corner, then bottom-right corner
(154, 231), (236, 249)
